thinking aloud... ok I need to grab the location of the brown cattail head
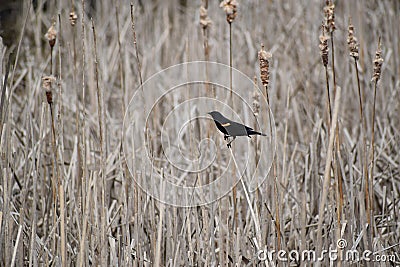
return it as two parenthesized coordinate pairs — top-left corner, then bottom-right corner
(372, 38), (383, 82)
(220, 0), (238, 24)
(42, 76), (56, 104)
(199, 5), (212, 30)
(347, 19), (359, 60)
(69, 11), (78, 26)
(319, 26), (329, 67)
(324, 0), (336, 33)
(258, 44), (272, 89)
(45, 21), (57, 48)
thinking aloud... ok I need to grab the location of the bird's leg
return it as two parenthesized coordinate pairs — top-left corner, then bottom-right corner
(224, 134), (230, 141)
(227, 136), (236, 148)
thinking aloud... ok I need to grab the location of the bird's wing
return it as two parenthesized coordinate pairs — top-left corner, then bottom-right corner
(245, 125), (254, 131)
(225, 121), (248, 136)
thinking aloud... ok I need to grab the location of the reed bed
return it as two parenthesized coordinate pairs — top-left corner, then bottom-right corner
(0, 0), (399, 266)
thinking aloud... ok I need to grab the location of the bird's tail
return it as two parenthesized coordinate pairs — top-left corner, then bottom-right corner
(248, 130), (267, 136)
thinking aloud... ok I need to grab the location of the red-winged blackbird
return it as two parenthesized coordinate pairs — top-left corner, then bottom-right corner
(208, 111), (266, 148)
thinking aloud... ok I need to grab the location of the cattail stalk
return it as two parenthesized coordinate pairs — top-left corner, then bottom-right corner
(200, 1), (212, 96)
(370, 37), (383, 224)
(57, 14), (66, 267)
(348, 21), (363, 119)
(258, 44), (281, 250)
(324, 0), (336, 96)
(220, 1), (238, 244)
(229, 23), (233, 99)
(69, 0), (83, 205)
(91, 19), (107, 266)
(319, 26), (331, 126)
(130, 3), (143, 88)
(220, 0), (237, 99)
(42, 75), (59, 261)
(258, 44), (273, 143)
(324, 0), (344, 227)
(77, 0), (88, 265)
(348, 19), (370, 226)
(131, 3), (154, 170)
(115, 3), (126, 114)
(130, 3), (148, 134)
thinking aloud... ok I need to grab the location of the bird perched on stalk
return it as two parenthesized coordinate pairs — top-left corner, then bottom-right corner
(208, 111), (266, 148)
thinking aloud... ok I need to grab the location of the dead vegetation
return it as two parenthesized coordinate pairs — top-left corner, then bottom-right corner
(0, 0), (399, 266)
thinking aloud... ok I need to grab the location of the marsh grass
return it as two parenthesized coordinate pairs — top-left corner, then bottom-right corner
(0, 0), (399, 266)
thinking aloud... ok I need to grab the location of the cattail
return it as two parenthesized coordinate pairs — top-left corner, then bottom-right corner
(199, 6), (212, 30)
(372, 38), (383, 82)
(347, 19), (359, 60)
(69, 11), (78, 26)
(220, 0), (238, 24)
(42, 76), (56, 104)
(319, 27), (329, 67)
(45, 21), (57, 48)
(258, 44), (272, 89)
(324, 0), (336, 33)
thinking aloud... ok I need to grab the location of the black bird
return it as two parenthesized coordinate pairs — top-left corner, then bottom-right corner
(208, 111), (266, 148)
